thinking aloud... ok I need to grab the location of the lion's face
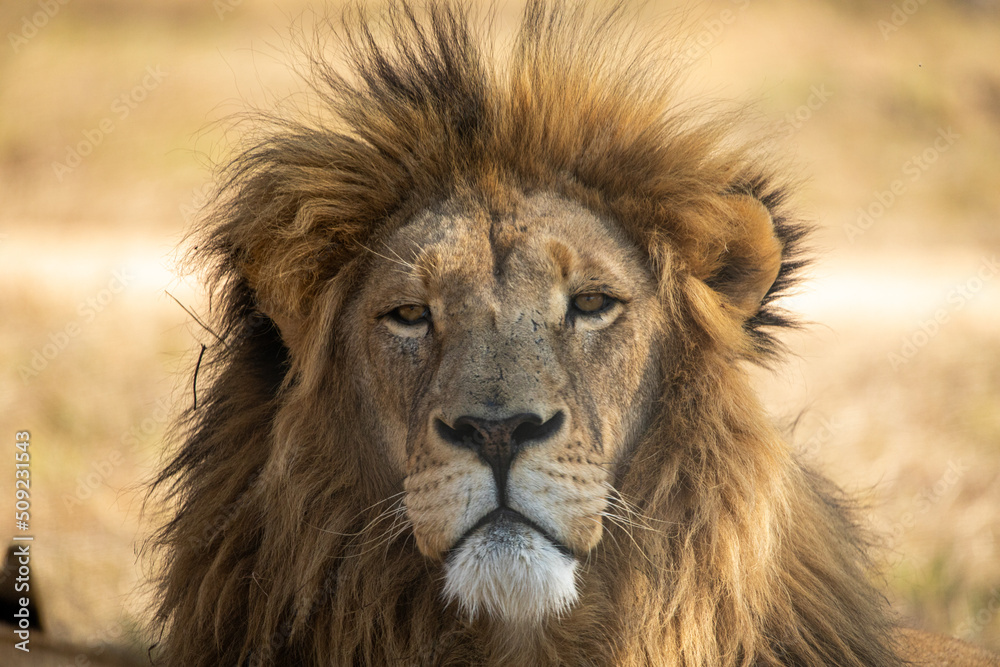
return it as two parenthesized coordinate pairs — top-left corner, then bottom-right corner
(349, 191), (662, 624)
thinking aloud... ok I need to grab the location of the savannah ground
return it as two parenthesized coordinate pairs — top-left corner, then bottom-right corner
(1, 0), (998, 658)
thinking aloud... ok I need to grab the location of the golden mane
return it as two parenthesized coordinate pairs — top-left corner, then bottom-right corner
(150, 3), (904, 665)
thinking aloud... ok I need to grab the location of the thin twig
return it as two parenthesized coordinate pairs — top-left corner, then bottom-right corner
(165, 290), (229, 349)
(192, 344), (207, 411)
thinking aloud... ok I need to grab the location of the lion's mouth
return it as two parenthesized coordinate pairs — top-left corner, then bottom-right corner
(448, 507), (573, 560)
(441, 506), (581, 622)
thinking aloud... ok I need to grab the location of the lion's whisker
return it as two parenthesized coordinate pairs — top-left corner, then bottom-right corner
(308, 494), (409, 544)
(602, 483), (674, 530)
(360, 242), (418, 275)
(593, 512), (672, 575)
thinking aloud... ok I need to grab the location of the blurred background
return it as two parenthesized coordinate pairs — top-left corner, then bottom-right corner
(0, 0), (998, 659)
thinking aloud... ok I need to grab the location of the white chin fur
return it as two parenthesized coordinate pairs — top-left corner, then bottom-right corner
(442, 519), (578, 625)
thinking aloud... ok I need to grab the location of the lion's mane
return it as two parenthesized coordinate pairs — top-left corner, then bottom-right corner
(151, 3), (902, 665)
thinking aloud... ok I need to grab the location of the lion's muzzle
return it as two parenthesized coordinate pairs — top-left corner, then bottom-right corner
(435, 411), (566, 494)
(427, 409), (585, 624)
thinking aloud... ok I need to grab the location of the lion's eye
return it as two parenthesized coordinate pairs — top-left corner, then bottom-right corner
(391, 304), (430, 324)
(572, 293), (611, 314)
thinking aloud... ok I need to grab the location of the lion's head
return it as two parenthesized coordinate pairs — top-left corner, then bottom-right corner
(366, 192), (662, 623)
(354, 187), (783, 625)
(151, 3), (905, 666)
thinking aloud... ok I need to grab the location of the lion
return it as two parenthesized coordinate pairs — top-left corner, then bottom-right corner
(150, 2), (999, 666)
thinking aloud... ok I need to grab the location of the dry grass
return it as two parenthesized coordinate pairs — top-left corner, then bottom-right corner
(1, 0), (997, 655)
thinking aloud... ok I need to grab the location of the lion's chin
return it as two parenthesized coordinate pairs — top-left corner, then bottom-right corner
(442, 516), (579, 625)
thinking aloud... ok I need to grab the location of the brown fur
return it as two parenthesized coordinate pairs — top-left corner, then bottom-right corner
(149, 3), (995, 666)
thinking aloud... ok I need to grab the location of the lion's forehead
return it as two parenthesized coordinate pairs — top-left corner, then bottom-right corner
(384, 191), (647, 316)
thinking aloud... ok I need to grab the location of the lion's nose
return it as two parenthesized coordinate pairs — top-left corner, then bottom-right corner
(435, 412), (565, 479)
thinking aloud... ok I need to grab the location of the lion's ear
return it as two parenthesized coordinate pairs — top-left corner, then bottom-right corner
(239, 248), (310, 351)
(254, 294), (303, 350)
(702, 194), (783, 319)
